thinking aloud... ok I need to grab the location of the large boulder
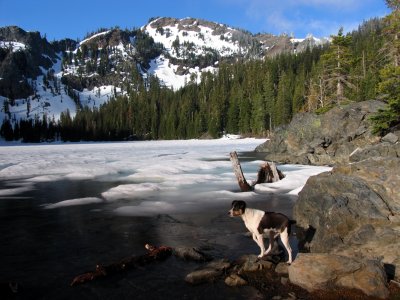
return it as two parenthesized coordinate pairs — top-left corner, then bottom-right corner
(294, 170), (392, 252)
(288, 253), (389, 299)
(293, 156), (400, 280)
(335, 157), (400, 213)
(255, 100), (384, 165)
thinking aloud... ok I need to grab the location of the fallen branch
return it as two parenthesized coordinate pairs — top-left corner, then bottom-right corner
(70, 245), (213, 286)
(70, 244), (172, 286)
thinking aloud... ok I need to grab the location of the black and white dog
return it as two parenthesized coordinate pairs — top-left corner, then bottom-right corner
(229, 200), (295, 264)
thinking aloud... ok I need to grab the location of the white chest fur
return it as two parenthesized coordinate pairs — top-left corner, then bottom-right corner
(241, 208), (265, 233)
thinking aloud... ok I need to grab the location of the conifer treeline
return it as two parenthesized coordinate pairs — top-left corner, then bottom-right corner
(1, 6), (399, 142)
(58, 46), (327, 141)
(55, 15), (389, 142)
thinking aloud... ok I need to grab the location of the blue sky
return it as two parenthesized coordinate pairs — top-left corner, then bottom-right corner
(0, 0), (390, 41)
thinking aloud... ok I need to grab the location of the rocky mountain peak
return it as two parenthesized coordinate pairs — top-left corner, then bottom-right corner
(148, 17), (235, 36)
(79, 28), (133, 49)
(0, 17), (329, 128)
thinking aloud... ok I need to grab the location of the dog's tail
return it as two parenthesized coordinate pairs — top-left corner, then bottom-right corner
(288, 220), (296, 235)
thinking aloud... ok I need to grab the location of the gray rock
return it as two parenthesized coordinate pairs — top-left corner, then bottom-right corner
(224, 274), (247, 286)
(294, 171), (392, 252)
(275, 262), (289, 275)
(185, 268), (222, 285)
(349, 143), (400, 162)
(382, 132), (399, 144)
(173, 246), (212, 262)
(293, 156), (400, 281)
(336, 225), (400, 281)
(256, 100), (384, 165)
(285, 292), (297, 300)
(238, 255), (274, 273)
(185, 259), (230, 285)
(334, 157), (400, 212)
(205, 259), (231, 271)
(280, 277), (289, 285)
(288, 253), (389, 299)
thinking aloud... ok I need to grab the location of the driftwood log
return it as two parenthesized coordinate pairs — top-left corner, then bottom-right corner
(230, 151), (284, 192)
(70, 245), (212, 286)
(70, 244), (172, 286)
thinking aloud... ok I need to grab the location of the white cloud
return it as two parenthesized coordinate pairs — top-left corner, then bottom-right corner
(219, 0), (381, 37)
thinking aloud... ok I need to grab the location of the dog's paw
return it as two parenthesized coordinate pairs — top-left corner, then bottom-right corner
(258, 254), (264, 258)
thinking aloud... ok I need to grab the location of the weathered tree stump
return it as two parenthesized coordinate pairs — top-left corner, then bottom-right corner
(230, 151), (252, 192)
(253, 162), (285, 185)
(230, 151), (284, 192)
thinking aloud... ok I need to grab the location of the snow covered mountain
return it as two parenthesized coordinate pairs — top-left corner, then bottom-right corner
(0, 17), (328, 131)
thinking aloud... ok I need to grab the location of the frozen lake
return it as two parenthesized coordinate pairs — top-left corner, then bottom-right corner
(0, 139), (330, 299)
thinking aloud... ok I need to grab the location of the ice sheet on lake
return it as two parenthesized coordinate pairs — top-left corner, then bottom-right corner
(102, 183), (165, 201)
(0, 184), (34, 197)
(0, 139), (332, 214)
(0, 138), (262, 182)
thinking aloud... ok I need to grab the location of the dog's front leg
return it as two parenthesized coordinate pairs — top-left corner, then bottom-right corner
(264, 231), (275, 256)
(253, 233), (265, 258)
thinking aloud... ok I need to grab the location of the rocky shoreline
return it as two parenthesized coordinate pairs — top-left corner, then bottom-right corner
(252, 100), (400, 298)
(182, 249), (400, 299)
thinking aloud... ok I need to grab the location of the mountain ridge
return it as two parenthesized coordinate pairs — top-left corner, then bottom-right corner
(0, 16), (328, 132)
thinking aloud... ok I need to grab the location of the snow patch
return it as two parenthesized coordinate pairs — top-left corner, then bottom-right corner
(254, 165), (332, 195)
(101, 183), (163, 201)
(44, 197), (103, 209)
(0, 41), (26, 52)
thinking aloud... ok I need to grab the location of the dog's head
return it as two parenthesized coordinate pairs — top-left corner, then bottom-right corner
(228, 200), (246, 217)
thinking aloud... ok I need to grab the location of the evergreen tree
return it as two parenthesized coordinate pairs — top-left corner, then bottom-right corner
(251, 92), (266, 135)
(292, 66), (306, 112)
(370, 65), (400, 134)
(0, 119), (14, 141)
(275, 70), (294, 126)
(370, 4), (400, 134)
(262, 71), (276, 131)
(320, 28), (355, 105)
(386, 0), (400, 11)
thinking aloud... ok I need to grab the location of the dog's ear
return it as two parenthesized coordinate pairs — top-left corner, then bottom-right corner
(238, 200), (246, 212)
(232, 200), (246, 212)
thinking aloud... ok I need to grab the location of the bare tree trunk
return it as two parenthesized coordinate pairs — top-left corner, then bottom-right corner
(362, 50), (366, 78)
(337, 45), (343, 104)
(229, 151), (252, 192)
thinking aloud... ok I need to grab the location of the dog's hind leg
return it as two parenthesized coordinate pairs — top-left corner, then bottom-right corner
(280, 228), (292, 264)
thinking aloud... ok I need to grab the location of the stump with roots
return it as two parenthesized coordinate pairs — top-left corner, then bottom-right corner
(230, 151), (284, 192)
